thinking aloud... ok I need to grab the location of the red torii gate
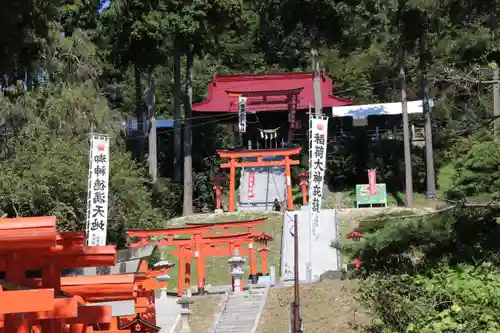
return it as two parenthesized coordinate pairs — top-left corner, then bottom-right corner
(127, 218), (273, 296)
(163, 232), (271, 295)
(217, 147), (301, 212)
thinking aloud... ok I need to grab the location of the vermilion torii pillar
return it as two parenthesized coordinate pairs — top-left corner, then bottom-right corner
(217, 147), (301, 212)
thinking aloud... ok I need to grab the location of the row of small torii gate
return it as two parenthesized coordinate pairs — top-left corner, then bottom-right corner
(0, 215), (273, 332)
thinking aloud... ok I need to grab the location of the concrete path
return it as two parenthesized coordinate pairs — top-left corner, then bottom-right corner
(155, 289), (181, 333)
(280, 209), (341, 283)
(212, 287), (269, 333)
(239, 156), (286, 212)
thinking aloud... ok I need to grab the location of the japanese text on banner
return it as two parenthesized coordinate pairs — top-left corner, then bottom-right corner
(86, 135), (110, 246)
(308, 116), (328, 240)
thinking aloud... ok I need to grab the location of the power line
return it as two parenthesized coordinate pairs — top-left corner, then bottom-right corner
(0, 113), (238, 140)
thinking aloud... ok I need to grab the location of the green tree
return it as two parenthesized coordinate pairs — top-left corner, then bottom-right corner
(0, 29), (167, 247)
(99, 0), (171, 160)
(336, 206), (500, 332)
(163, 0), (244, 214)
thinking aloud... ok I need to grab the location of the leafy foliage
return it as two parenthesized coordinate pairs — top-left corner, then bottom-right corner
(447, 139), (500, 200)
(336, 206), (500, 332)
(363, 264), (500, 333)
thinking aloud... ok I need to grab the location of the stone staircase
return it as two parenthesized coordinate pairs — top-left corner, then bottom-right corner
(211, 287), (269, 333)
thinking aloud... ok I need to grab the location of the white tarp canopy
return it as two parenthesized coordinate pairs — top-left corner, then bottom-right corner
(331, 100), (425, 118)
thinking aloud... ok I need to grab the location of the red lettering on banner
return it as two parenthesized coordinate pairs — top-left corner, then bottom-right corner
(248, 171), (256, 198)
(368, 169), (377, 195)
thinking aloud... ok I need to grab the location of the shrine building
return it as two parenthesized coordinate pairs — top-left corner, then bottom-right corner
(192, 71), (352, 148)
(193, 71), (427, 148)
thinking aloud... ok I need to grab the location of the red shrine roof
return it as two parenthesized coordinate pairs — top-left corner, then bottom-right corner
(192, 72), (353, 112)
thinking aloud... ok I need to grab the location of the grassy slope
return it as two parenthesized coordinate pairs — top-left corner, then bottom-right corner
(257, 280), (372, 333)
(160, 203), (434, 289)
(161, 212), (283, 291)
(189, 294), (222, 332)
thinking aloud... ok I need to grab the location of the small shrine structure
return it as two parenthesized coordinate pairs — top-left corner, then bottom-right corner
(66, 244), (173, 332)
(0, 216), (117, 333)
(192, 71), (352, 147)
(0, 216), (178, 333)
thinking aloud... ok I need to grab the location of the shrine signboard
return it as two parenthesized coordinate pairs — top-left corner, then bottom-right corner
(355, 184), (388, 207)
(86, 134), (110, 246)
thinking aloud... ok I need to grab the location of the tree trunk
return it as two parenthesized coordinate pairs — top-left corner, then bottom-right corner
(134, 64), (143, 160)
(183, 51), (194, 216)
(173, 38), (182, 182)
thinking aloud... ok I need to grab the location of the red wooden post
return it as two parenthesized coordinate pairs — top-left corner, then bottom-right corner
(177, 246), (185, 297)
(185, 260), (191, 293)
(229, 159), (236, 212)
(194, 234), (204, 295)
(258, 248), (270, 275)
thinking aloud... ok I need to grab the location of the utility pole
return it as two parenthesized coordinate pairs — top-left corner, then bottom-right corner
(173, 40), (182, 182)
(419, 16), (436, 199)
(311, 49), (323, 116)
(400, 67), (413, 207)
(147, 70), (157, 183)
(134, 65), (144, 161)
(493, 63), (499, 139)
(183, 51), (194, 216)
(292, 214), (302, 333)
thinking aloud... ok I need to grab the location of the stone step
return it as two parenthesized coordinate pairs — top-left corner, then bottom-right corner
(227, 297), (263, 302)
(228, 301), (262, 306)
(221, 313), (259, 318)
(226, 299), (262, 304)
(217, 321), (254, 333)
(224, 306), (261, 311)
(213, 289), (268, 333)
(224, 307), (260, 312)
(230, 294), (264, 297)
(216, 324), (257, 328)
(220, 318), (257, 323)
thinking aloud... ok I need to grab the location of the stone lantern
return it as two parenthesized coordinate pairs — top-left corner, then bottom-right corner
(297, 169), (309, 206)
(176, 290), (193, 333)
(154, 257), (173, 300)
(155, 272), (170, 299)
(228, 248), (246, 292)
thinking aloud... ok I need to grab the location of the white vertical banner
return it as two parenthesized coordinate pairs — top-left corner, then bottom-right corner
(86, 134), (110, 246)
(238, 96), (247, 133)
(307, 114), (328, 281)
(308, 115), (328, 240)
